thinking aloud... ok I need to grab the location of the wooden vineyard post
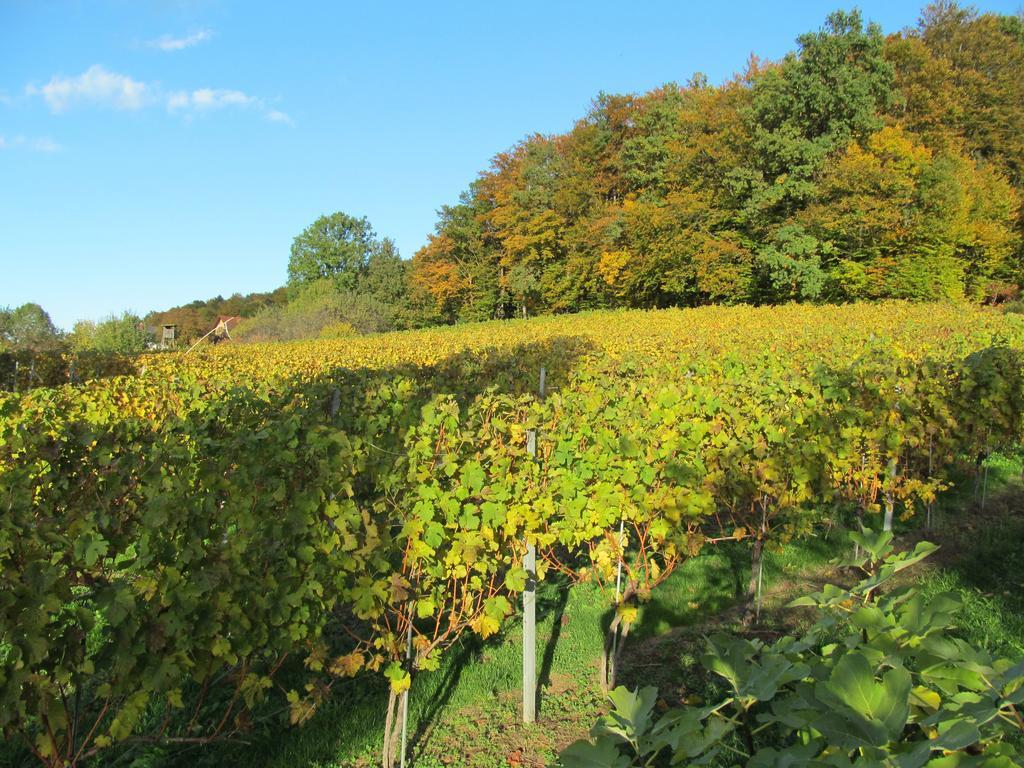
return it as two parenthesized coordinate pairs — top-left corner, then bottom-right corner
(523, 366), (545, 724)
(400, 615), (413, 768)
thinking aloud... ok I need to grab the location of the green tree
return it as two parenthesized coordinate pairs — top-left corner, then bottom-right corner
(732, 10), (894, 227)
(287, 212), (378, 290)
(67, 320), (98, 352)
(83, 312), (151, 354)
(0, 303), (62, 352)
(360, 238), (409, 307)
(755, 224), (829, 301)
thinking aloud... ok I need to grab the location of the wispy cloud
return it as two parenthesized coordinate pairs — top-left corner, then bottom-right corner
(265, 109), (293, 125)
(167, 88), (293, 124)
(25, 65), (291, 124)
(167, 88), (255, 111)
(26, 65), (148, 113)
(0, 135), (63, 152)
(147, 28), (213, 52)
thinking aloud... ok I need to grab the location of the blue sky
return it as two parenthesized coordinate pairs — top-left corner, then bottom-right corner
(2, 1), (1020, 329)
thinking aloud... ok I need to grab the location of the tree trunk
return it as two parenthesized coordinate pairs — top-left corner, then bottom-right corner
(600, 613), (634, 691)
(599, 589), (636, 690)
(610, 621), (632, 689)
(598, 589), (634, 692)
(599, 617), (619, 691)
(742, 538), (765, 627)
(381, 688), (401, 768)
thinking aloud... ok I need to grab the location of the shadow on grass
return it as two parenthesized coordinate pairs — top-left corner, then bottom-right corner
(537, 578), (572, 715)
(408, 641), (478, 759)
(911, 457), (1024, 656)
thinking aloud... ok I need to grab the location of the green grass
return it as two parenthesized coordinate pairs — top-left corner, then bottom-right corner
(232, 455), (1023, 768)
(165, 550), (771, 768)
(914, 455), (1024, 658)
(146, 533), (848, 768)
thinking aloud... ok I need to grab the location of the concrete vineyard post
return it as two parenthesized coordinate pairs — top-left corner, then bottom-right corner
(883, 459), (897, 532)
(608, 517), (626, 688)
(522, 519), (536, 724)
(522, 366), (545, 724)
(926, 436), (933, 530)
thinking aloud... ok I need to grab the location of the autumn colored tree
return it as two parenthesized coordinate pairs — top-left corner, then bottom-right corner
(799, 125), (1020, 300)
(915, 2), (1024, 185)
(409, 4), (1023, 320)
(411, 186), (499, 324)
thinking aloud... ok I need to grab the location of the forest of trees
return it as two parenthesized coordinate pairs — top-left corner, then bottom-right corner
(144, 289), (289, 343)
(409, 3), (1024, 323)
(12, 3), (1022, 347)
(0, 304), (148, 356)
(217, 2), (1024, 342)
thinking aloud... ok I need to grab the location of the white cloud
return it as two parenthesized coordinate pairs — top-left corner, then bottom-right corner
(166, 91), (189, 110)
(167, 88), (256, 111)
(0, 135), (63, 152)
(147, 28), (213, 52)
(26, 65), (148, 113)
(24, 65), (290, 125)
(265, 109), (293, 125)
(166, 89), (292, 124)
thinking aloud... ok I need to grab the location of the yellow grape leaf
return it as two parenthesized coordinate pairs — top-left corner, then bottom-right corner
(472, 614), (501, 639)
(328, 652), (364, 678)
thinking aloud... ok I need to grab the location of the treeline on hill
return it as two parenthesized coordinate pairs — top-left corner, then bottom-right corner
(1, 290), (290, 390)
(30, 3), (1024, 349)
(0, 305), (149, 390)
(215, 2), (1024, 340)
(2, 304), (156, 358)
(144, 288), (288, 344)
(140, 216), (408, 345)
(409, 3), (1024, 322)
